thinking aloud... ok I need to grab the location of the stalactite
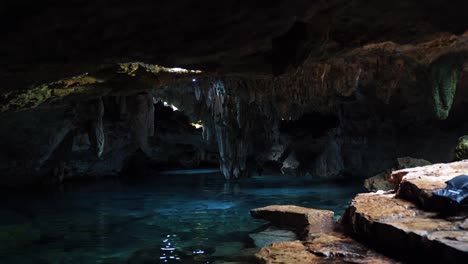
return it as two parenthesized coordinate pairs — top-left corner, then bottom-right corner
(88, 98), (105, 158)
(73, 97), (105, 158)
(128, 93), (155, 156)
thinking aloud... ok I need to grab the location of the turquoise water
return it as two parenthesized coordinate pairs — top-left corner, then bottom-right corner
(0, 171), (364, 264)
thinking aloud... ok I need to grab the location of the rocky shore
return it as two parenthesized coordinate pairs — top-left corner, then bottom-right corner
(252, 160), (468, 263)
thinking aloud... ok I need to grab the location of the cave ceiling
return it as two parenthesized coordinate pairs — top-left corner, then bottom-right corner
(1, 0), (467, 97)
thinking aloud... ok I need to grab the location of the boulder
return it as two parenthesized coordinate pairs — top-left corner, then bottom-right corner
(341, 192), (468, 263)
(396, 157), (432, 169)
(364, 171), (395, 192)
(364, 157), (431, 192)
(250, 205), (334, 235)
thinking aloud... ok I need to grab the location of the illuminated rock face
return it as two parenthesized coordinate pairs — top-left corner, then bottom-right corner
(250, 205), (335, 235)
(340, 161), (468, 263)
(153, 34), (468, 180)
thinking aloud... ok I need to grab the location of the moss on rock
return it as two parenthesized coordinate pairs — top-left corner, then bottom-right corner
(1, 85), (52, 112)
(430, 54), (464, 120)
(454, 135), (468, 160)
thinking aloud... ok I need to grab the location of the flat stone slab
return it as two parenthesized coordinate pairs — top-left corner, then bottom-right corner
(391, 160), (468, 210)
(255, 233), (398, 264)
(250, 205), (334, 234)
(341, 193), (468, 263)
(255, 241), (322, 264)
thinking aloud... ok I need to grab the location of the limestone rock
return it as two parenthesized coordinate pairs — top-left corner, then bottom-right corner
(128, 93), (155, 156)
(392, 160), (468, 209)
(75, 98), (106, 158)
(280, 152), (300, 176)
(255, 241), (323, 264)
(250, 205), (334, 235)
(364, 171), (395, 192)
(255, 235), (398, 264)
(304, 233), (398, 263)
(341, 192), (468, 263)
(364, 157), (431, 191)
(396, 157), (432, 169)
(312, 131), (344, 179)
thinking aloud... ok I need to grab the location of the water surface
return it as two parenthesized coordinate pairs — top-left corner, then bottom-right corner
(0, 171), (364, 263)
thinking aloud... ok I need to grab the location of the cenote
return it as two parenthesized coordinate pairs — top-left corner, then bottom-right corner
(1, 1), (468, 263)
(0, 171), (363, 263)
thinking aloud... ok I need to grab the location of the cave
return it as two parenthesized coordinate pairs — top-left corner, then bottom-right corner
(1, 1), (468, 263)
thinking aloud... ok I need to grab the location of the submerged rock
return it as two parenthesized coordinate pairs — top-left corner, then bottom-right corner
(212, 242), (245, 257)
(249, 226), (297, 248)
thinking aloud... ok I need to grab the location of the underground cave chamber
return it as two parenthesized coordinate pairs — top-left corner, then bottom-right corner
(1, 0), (468, 263)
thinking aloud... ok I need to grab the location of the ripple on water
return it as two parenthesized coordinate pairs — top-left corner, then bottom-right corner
(0, 170), (364, 263)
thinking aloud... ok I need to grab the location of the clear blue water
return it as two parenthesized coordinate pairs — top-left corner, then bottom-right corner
(0, 171), (364, 264)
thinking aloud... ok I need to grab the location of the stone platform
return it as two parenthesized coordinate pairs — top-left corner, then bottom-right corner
(252, 160), (468, 263)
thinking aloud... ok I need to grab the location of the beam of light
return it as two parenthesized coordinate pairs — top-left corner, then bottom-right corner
(166, 67), (203, 74)
(190, 120), (203, 129)
(163, 101), (179, 111)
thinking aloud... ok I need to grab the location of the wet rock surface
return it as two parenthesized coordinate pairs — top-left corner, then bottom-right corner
(255, 241), (323, 264)
(251, 205), (398, 263)
(342, 161), (468, 263)
(255, 161), (468, 263)
(341, 193), (468, 263)
(255, 234), (398, 264)
(249, 226), (297, 248)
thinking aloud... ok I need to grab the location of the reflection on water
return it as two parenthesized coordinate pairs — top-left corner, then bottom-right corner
(0, 171), (364, 263)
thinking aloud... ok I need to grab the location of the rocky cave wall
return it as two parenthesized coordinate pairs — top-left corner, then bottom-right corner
(154, 34), (468, 180)
(1, 1), (468, 185)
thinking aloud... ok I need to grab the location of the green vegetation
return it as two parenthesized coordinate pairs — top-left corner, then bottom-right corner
(430, 54), (464, 120)
(455, 135), (468, 160)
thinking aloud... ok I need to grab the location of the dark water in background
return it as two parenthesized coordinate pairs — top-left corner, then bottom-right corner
(0, 170), (364, 264)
